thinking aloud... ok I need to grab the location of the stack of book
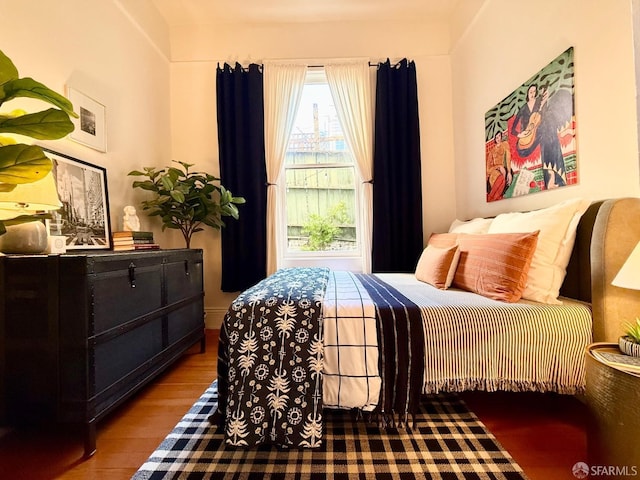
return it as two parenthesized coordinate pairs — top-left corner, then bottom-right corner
(112, 231), (160, 251)
(591, 344), (640, 376)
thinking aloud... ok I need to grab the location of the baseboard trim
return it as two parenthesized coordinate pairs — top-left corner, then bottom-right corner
(205, 307), (227, 330)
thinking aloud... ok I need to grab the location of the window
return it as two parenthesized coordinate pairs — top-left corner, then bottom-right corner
(281, 70), (361, 259)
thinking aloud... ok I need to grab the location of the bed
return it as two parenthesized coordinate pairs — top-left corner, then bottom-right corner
(215, 197), (640, 448)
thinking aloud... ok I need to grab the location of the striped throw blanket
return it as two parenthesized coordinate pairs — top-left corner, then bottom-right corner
(376, 273), (593, 395)
(356, 274), (425, 425)
(321, 271), (424, 425)
(322, 272), (592, 407)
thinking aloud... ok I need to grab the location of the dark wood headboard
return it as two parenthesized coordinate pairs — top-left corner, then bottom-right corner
(560, 200), (605, 303)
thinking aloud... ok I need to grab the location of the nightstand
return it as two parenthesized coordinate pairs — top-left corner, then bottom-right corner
(585, 343), (640, 473)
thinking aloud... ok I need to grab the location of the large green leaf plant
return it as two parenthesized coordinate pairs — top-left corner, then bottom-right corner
(0, 49), (77, 235)
(129, 161), (245, 248)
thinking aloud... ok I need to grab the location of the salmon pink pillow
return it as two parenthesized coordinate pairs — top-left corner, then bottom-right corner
(427, 232), (459, 249)
(487, 198), (590, 304)
(415, 244), (461, 289)
(452, 231), (540, 302)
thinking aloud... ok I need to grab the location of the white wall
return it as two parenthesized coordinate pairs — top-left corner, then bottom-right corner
(0, 0), (172, 235)
(168, 19), (459, 326)
(451, 0), (640, 219)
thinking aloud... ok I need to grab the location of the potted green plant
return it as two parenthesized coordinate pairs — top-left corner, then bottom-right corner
(0, 49), (77, 235)
(619, 318), (640, 357)
(128, 161), (245, 248)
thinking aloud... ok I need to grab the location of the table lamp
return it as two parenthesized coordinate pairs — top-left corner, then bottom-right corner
(0, 172), (62, 253)
(612, 241), (640, 290)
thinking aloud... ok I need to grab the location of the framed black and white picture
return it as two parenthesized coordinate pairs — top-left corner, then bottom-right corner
(66, 87), (107, 152)
(43, 148), (111, 250)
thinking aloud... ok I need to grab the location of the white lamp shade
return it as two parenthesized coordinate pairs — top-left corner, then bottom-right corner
(0, 172), (61, 220)
(612, 241), (640, 290)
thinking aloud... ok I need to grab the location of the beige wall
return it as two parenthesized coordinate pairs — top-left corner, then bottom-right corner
(5, 0), (639, 329)
(169, 19), (459, 326)
(168, 0), (640, 327)
(0, 0), (172, 236)
(451, 0), (640, 219)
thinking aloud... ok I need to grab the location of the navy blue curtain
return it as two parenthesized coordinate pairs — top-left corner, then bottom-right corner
(372, 59), (423, 273)
(217, 63), (267, 292)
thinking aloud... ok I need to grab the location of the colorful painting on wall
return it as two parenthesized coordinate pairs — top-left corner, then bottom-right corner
(484, 47), (577, 202)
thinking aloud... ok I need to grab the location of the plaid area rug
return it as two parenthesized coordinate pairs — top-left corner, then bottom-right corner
(133, 381), (528, 480)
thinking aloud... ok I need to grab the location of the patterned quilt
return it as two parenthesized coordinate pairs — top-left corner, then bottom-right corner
(217, 268), (424, 448)
(217, 267), (329, 448)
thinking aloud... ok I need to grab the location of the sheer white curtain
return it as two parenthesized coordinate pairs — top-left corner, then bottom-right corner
(325, 61), (374, 273)
(263, 62), (307, 275)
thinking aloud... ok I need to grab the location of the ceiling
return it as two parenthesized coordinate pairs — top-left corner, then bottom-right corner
(150, 0), (464, 26)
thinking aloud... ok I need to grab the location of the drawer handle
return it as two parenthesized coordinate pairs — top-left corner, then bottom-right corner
(128, 262), (136, 288)
(184, 260), (190, 276)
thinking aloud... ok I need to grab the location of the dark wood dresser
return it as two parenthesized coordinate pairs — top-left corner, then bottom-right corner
(0, 248), (205, 457)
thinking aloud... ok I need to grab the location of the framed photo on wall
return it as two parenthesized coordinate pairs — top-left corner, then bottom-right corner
(66, 87), (107, 152)
(43, 148), (112, 250)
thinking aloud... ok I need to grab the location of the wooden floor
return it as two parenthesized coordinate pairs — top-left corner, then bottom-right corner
(0, 329), (587, 480)
(461, 390), (588, 480)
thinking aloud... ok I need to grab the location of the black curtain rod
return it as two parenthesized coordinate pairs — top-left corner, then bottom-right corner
(218, 59), (408, 71)
(307, 62), (380, 68)
(308, 59), (410, 68)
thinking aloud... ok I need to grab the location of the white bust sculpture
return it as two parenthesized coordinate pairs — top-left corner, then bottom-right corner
(123, 205), (141, 232)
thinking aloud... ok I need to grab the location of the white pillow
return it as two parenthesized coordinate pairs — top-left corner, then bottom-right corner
(487, 198), (591, 304)
(449, 217), (494, 234)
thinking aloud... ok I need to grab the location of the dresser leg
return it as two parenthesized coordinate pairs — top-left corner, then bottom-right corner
(200, 331), (206, 353)
(84, 420), (97, 458)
